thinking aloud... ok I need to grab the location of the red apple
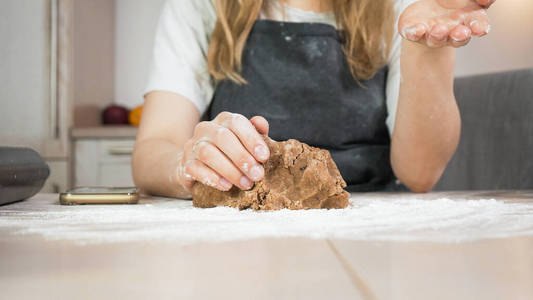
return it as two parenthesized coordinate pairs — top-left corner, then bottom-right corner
(102, 105), (129, 125)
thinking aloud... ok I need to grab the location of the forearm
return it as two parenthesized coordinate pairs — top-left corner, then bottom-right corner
(131, 91), (200, 199)
(391, 41), (461, 192)
(132, 138), (191, 199)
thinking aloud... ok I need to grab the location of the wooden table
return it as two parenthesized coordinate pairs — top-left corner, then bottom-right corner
(1, 192), (532, 300)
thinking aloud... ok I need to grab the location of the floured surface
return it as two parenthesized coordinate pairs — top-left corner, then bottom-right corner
(1, 193), (533, 245)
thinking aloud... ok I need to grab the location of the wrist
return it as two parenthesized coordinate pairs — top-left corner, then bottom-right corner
(402, 39), (455, 59)
(400, 39), (456, 90)
(397, 39), (458, 117)
(173, 150), (193, 198)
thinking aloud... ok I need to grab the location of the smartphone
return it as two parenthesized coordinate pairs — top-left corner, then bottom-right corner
(59, 187), (140, 205)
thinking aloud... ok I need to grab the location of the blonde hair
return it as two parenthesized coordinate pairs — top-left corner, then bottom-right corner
(207, 0), (395, 83)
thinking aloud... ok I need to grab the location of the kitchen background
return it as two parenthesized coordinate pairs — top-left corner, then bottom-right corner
(1, 0), (533, 193)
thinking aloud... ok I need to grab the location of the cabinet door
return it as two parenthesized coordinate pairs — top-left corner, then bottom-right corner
(0, 1), (49, 151)
(74, 139), (135, 187)
(98, 140), (135, 187)
(1, 1), (72, 193)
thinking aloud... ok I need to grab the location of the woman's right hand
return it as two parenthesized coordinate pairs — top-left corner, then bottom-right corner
(178, 112), (270, 192)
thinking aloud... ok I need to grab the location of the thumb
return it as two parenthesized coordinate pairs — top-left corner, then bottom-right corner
(476, 0), (495, 8)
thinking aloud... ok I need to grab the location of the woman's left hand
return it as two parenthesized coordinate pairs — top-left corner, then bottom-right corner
(398, 0), (495, 48)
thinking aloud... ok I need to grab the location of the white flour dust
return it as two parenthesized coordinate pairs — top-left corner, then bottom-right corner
(1, 194), (533, 245)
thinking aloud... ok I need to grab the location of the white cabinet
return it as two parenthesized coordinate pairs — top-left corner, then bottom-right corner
(72, 127), (137, 188)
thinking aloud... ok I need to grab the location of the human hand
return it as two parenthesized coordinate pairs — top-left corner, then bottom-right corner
(177, 112), (270, 192)
(398, 0), (495, 48)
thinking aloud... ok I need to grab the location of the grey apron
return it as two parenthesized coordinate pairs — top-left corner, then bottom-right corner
(209, 20), (401, 192)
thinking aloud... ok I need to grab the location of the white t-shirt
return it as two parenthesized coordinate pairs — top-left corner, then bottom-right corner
(145, 0), (417, 135)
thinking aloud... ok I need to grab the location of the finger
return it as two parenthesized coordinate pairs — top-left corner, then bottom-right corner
(426, 24), (450, 48)
(204, 122), (265, 181)
(400, 23), (428, 42)
(214, 112), (270, 163)
(450, 25), (472, 48)
(183, 159), (233, 191)
(193, 139), (254, 190)
(250, 116), (269, 135)
(465, 10), (490, 37)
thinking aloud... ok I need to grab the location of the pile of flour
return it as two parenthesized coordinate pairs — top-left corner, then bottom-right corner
(1, 195), (532, 245)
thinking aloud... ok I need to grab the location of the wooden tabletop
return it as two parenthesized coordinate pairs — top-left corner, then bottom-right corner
(0, 192), (532, 300)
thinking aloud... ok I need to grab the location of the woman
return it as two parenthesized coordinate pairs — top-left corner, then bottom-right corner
(133, 0), (495, 198)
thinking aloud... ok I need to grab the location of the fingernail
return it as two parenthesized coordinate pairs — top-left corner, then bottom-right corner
(219, 178), (232, 190)
(451, 36), (466, 42)
(240, 176), (253, 189)
(402, 26), (417, 40)
(401, 26), (408, 38)
(249, 165), (264, 181)
(430, 31), (446, 40)
(451, 29), (469, 42)
(254, 144), (269, 161)
(485, 24), (491, 34)
(202, 177), (216, 188)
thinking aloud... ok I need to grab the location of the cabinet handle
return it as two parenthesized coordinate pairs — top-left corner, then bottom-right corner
(107, 146), (134, 155)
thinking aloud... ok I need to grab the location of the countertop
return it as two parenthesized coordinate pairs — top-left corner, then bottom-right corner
(1, 191), (532, 300)
(71, 126), (138, 139)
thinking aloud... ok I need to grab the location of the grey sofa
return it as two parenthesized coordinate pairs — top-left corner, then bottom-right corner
(435, 68), (533, 191)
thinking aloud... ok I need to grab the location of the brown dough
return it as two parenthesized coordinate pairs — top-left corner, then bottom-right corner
(192, 136), (349, 210)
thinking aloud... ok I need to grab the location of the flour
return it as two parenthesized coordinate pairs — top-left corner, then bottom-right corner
(1, 195), (533, 245)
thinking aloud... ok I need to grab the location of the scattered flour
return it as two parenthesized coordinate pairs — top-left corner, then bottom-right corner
(1, 195), (533, 245)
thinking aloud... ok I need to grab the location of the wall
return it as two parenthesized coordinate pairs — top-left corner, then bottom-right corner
(114, 0), (165, 108)
(73, 0), (116, 127)
(0, 0), (49, 151)
(454, 0), (533, 76)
